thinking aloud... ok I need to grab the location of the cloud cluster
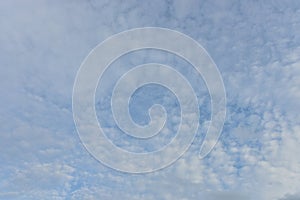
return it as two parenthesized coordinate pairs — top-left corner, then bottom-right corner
(0, 0), (300, 199)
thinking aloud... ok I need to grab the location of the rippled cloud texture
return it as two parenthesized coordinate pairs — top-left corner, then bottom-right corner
(1, 0), (300, 199)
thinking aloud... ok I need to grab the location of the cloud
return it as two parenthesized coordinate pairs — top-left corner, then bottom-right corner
(279, 193), (300, 200)
(203, 191), (251, 200)
(1, 0), (300, 199)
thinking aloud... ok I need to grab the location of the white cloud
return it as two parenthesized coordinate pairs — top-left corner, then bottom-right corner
(1, 0), (300, 199)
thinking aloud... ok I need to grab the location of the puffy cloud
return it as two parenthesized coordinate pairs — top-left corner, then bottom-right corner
(1, 0), (300, 199)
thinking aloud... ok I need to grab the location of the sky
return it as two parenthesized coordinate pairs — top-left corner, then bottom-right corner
(1, 0), (300, 199)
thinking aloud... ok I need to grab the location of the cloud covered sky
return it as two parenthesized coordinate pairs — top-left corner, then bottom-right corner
(1, 0), (300, 199)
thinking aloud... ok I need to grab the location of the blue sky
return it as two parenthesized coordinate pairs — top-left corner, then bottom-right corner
(1, 0), (300, 199)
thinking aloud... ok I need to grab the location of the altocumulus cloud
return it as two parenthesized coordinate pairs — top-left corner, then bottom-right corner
(0, 0), (300, 200)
